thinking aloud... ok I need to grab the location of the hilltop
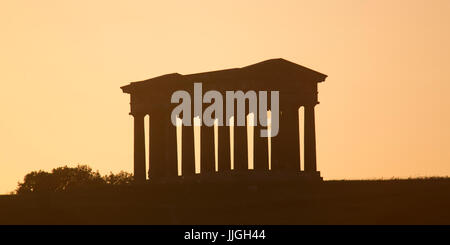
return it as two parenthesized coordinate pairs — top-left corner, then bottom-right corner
(1, 178), (450, 224)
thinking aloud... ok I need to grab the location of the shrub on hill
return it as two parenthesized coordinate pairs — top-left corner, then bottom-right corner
(16, 165), (133, 194)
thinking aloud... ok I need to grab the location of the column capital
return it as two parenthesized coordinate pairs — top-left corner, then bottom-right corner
(131, 112), (147, 118)
(281, 105), (300, 111)
(303, 102), (319, 108)
(304, 103), (317, 172)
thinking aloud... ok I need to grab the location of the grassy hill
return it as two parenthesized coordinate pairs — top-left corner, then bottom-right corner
(1, 178), (450, 224)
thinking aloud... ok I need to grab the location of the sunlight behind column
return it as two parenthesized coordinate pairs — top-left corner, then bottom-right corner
(176, 117), (182, 176)
(268, 111), (272, 170)
(229, 116), (234, 170)
(194, 117), (201, 174)
(144, 115), (150, 180)
(247, 113), (255, 170)
(214, 119), (219, 172)
(299, 107), (305, 171)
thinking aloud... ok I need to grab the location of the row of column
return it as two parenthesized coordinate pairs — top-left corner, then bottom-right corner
(132, 105), (317, 182)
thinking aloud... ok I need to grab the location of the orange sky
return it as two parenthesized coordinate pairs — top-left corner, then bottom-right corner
(1, 0), (450, 193)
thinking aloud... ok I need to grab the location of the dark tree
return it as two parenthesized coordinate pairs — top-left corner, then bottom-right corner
(16, 165), (133, 194)
(104, 171), (134, 185)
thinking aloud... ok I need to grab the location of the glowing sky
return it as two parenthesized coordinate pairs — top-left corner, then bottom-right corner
(1, 0), (450, 193)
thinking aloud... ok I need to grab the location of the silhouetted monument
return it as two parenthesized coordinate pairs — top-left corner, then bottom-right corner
(121, 58), (327, 182)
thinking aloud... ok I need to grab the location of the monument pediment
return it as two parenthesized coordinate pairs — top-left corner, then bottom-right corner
(121, 59), (327, 95)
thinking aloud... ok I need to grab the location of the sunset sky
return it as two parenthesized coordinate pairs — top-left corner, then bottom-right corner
(1, 0), (450, 194)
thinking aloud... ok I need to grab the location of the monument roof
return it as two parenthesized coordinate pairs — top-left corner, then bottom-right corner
(121, 58), (327, 93)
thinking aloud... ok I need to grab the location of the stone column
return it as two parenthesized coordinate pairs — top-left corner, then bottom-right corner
(271, 106), (300, 171)
(149, 111), (165, 179)
(253, 123), (269, 171)
(304, 104), (317, 172)
(270, 109), (283, 171)
(201, 124), (215, 174)
(280, 106), (300, 171)
(182, 124), (195, 176)
(234, 122), (248, 172)
(218, 124), (231, 173)
(164, 109), (178, 177)
(133, 113), (146, 182)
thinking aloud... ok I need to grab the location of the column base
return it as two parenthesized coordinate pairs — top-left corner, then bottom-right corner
(142, 170), (322, 184)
